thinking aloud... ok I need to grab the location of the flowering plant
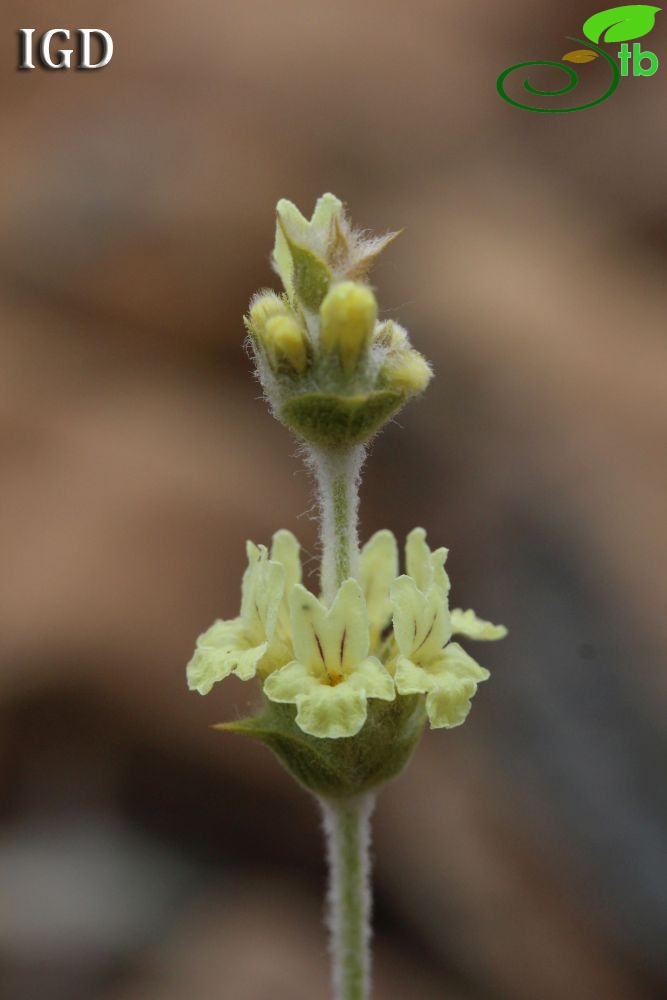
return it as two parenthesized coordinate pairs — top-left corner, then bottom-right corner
(186, 194), (506, 999)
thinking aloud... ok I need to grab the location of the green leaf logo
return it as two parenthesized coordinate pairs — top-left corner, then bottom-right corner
(583, 5), (661, 43)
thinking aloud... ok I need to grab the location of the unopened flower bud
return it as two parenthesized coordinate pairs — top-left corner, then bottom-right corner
(320, 281), (378, 375)
(247, 292), (288, 338)
(264, 315), (310, 375)
(374, 319), (408, 351)
(383, 349), (432, 395)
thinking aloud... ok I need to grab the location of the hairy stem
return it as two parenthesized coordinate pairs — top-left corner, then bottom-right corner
(320, 794), (375, 1000)
(312, 446), (372, 996)
(312, 446), (365, 604)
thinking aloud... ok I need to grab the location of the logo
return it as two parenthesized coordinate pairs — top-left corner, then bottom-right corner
(18, 28), (113, 71)
(497, 4), (660, 112)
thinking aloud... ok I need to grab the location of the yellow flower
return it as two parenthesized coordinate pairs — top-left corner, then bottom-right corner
(405, 529), (506, 643)
(264, 579), (395, 739)
(405, 527), (450, 595)
(391, 575), (490, 728)
(186, 530), (301, 695)
(187, 523), (505, 739)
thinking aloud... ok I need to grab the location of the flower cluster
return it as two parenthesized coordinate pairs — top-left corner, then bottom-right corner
(187, 528), (506, 740)
(245, 194), (433, 450)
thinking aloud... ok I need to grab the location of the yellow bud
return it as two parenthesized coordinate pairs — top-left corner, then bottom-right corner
(247, 292), (288, 337)
(373, 319), (408, 351)
(319, 281), (378, 375)
(264, 315), (309, 375)
(383, 349), (432, 395)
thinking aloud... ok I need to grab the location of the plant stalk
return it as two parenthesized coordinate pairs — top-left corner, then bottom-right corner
(320, 794), (375, 1000)
(313, 445), (365, 604)
(313, 444), (373, 997)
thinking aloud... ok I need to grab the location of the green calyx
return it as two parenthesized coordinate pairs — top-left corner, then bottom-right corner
(280, 228), (333, 313)
(216, 693), (426, 798)
(280, 389), (405, 449)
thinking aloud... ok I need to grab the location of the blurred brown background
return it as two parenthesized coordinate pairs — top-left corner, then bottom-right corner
(1, 1), (666, 998)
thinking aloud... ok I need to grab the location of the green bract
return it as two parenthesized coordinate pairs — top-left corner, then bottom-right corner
(217, 695), (426, 799)
(281, 389), (405, 449)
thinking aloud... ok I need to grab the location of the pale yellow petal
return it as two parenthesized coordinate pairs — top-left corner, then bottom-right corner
(186, 618), (243, 694)
(451, 608), (507, 642)
(390, 576), (451, 661)
(232, 642), (269, 681)
(425, 678), (477, 729)
(294, 684), (367, 739)
(439, 641), (490, 683)
(196, 617), (244, 649)
(405, 528), (431, 591)
(186, 647), (233, 695)
(270, 530), (302, 641)
(290, 579), (370, 680)
(186, 618), (264, 691)
(418, 587), (451, 660)
(344, 657), (395, 701)
(263, 659), (324, 703)
(405, 527), (450, 594)
(393, 656), (431, 696)
(429, 547), (451, 595)
(270, 529), (302, 590)
(259, 563), (284, 640)
(310, 193), (344, 243)
(420, 644), (489, 728)
(289, 584), (328, 671)
(239, 541), (264, 622)
(394, 645), (487, 729)
(273, 200), (310, 301)
(240, 541), (284, 643)
(239, 541), (261, 620)
(359, 530), (398, 643)
(255, 637), (294, 678)
(391, 575), (422, 655)
(331, 578), (371, 673)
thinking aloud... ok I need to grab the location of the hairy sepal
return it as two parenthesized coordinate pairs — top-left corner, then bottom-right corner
(216, 694), (426, 798)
